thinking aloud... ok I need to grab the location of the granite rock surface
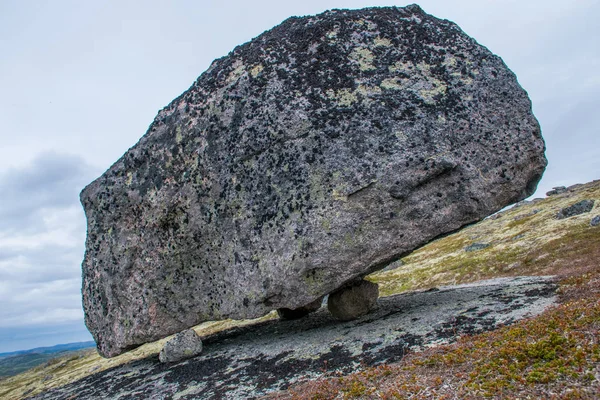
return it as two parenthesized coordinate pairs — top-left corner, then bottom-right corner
(158, 329), (203, 364)
(34, 277), (557, 399)
(81, 4), (547, 357)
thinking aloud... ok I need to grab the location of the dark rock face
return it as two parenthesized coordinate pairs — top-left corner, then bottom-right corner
(81, 4), (546, 357)
(556, 200), (595, 219)
(327, 279), (379, 320)
(277, 297), (323, 320)
(159, 329), (203, 363)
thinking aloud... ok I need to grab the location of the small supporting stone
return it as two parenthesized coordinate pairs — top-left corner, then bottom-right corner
(327, 280), (379, 321)
(591, 215), (600, 227)
(277, 297), (324, 320)
(159, 329), (203, 363)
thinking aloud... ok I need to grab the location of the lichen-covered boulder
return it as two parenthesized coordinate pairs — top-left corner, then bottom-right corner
(555, 200), (595, 219)
(81, 4), (546, 357)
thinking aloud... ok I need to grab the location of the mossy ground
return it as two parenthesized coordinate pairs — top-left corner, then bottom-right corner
(2, 181), (599, 399)
(368, 180), (600, 296)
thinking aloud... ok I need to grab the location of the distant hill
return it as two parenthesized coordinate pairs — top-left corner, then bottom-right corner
(0, 342), (95, 378)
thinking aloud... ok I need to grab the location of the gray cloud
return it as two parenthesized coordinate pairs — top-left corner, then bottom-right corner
(0, 152), (98, 234)
(0, 152), (99, 351)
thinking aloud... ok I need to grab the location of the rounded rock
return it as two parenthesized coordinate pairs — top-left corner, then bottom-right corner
(159, 329), (203, 363)
(328, 280), (379, 321)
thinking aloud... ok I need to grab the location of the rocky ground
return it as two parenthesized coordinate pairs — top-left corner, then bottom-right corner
(29, 276), (556, 399)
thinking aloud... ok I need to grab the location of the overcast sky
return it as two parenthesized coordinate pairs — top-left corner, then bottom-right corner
(0, 0), (598, 353)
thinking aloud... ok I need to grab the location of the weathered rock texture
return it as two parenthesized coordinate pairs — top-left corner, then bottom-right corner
(159, 329), (203, 363)
(34, 277), (557, 399)
(556, 200), (595, 219)
(328, 279), (379, 320)
(81, 4), (546, 357)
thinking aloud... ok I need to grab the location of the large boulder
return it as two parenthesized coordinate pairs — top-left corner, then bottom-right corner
(81, 4), (546, 357)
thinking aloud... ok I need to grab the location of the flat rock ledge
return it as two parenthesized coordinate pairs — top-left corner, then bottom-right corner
(32, 276), (557, 400)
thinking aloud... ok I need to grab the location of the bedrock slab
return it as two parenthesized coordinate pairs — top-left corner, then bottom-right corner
(80, 4), (546, 357)
(34, 277), (556, 399)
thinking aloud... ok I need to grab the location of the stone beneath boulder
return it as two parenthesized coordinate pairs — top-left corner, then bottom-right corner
(277, 297), (324, 320)
(591, 216), (600, 227)
(546, 186), (567, 196)
(159, 329), (203, 363)
(81, 4), (547, 357)
(556, 200), (595, 219)
(328, 280), (379, 321)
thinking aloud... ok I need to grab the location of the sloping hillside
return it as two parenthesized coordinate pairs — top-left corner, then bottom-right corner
(370, 180), (600, 293)
(1, 180), (598, 399)
(272, 180), (600, 399)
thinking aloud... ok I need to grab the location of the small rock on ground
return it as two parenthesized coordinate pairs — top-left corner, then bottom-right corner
(159, 329), (203, 363)
(328, 280), (379, 321)
(546, 186), (567, 196)
(465, 242), (491, 252)
(591, 215), (600, 227)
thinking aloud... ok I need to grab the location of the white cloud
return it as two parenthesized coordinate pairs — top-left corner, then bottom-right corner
(0, 152), (97, 344)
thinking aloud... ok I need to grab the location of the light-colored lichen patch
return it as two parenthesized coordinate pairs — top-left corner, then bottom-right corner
(356, 84), (382, 97)
(350, 47), (376, 71)
(226, 61), (246, 84)
(381, 78), (404, 90)
(175, 126), (183, 144)
(326, 88), (358, 107)
(419, 80), (447, 104)
(389, 60), (413, 73)
(374, 36), (392, 47)
(249, 64), (264, 78)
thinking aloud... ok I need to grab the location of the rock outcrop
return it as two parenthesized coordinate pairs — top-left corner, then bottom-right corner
(555, 200), (595, 219)
(546, 186), (567, 196)
(81, 4), (546, 357)
(34, 277), (558, 399)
